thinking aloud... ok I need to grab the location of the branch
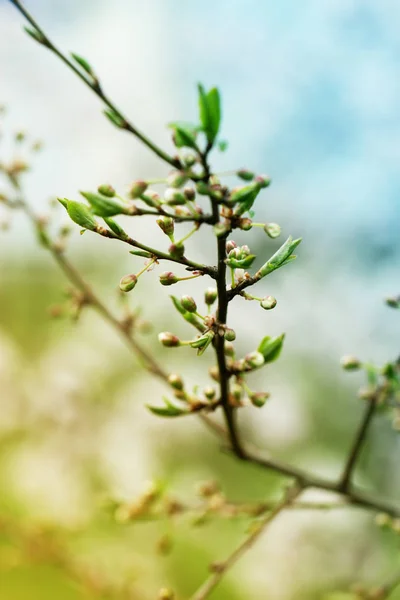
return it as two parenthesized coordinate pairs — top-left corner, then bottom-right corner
(189, 482), (303, 600)
(338, 396), (378, 493)
(9, 0), (180, 169)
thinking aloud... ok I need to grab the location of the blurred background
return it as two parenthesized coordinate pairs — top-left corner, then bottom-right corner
(1, 0), (400, 598)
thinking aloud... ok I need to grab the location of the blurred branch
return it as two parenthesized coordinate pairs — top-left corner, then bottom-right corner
(9, 0), (181, 169)
(189, 483), (303, 600)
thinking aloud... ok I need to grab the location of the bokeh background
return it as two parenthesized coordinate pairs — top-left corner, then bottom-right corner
(1, 0), (400, 598)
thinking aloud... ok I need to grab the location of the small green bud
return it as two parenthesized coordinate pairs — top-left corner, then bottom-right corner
(224, 328), (236, 342)
(169, 243), (185, 259)
(164, 188), (186, 205)
(167, 170), (188, 188)
(231, 383), (243, 402)
(181, 295), (197, 313)
(196, 181), (210, 196)
(168, 374), (184, 390)
(182, 154), (196, 167)
(245, 351), (265, 369)
(97, 184), (116, 197)
(255, 174), (271, 188)
(205, 287), (217, 305)
(159, 272), (179, 286)
(63, 199), (99, 231)
(264, 222), (281, 239)
(158, 332), (181, 347)
(239, 218), (253, 230)
(129, 180), (148, 199)
(157, 216), (175, 237)
(237, 168), (255, 181)
(183, 187), (196, 201)
(209, 366), (220, 381)
(260, 296), (277, 310)
(224, 341), (235, 357)
(250, 392), (270, 407)
(204, 386), (216, 400)
(119, 274), (138, 292)
(141, 190), (161, 208)
(340, 355), (361, 371)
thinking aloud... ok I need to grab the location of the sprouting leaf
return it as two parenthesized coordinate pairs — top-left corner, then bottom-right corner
(103, 217), (127, 238)
(197, 84), (222, 145)
(23, 26), (46, 45)
(103, 108), (126, 129)
(190, 331), (214, 355)
(147, 397), (188, 418)
(71, 52), (93, 75)
(65, 200), (99, 231)
(230, 183), (261, 216)
(256, 236), (302, 279)
(129, 249), (153, 258)
(168, 122), (199, 149)
(257, 334), (285, 364)
(225, 254), (257, 269)
(80, 191), (128, 217)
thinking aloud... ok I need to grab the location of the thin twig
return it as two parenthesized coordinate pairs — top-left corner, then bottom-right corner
(189, 482), (303, 600)
(9, 0), (180, 169)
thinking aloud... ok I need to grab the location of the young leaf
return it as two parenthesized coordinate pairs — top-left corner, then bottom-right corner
(256, 237), (302, 279)
(80, 191), (128, 217)
(23, 26), (46, 45)
(197, 84), (222, 145)
(104, 108), (126, 129)
(168, 122), (198, 149)
(71, 53), (93, 75)
(258, 334), (285, 364)
(103, 217), (127, 238)
(65, 200), (99, 231)
(226, 254), (256, 269)
(129, 250), (153, 258)
(147, 398), (188, 418)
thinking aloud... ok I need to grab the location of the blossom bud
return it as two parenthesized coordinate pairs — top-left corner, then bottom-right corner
(164, 188), (186, 205)
(209, 366), (220, 381)
(226, 240), (237, 253)
(260, 296), (277, 310)
(204, 387), (216, 400)
(244, 351), (265, 369)
(264, 222), (281, 239)
(167, 170), (188, 188)
(240, 218), (252, 230)
(231, 383), (243, 403)
(159, 271), (179, 286)
(119, 274), (138, 292)
(168, 374), (184, 390)
(97, 183), (115, 197)
(250, 392), (270, 407)
(386, 296), (400, 309)
(224, 328), (236, 342)
(255, 174), (271, 188)
(205, 287), (217, 305)
(158, 332), (180, 347)
(129, 180), (148, 198)
(237, 168), (255, 181)
(340, 355), (361, 371)
(196, 181), (210, 195)
(183, 187), (196, 201)
(224, 342), (235, 357)
(169, 243), (185, 259)
(141, 190), (161, 208)
(157, 216), (174, 237)
(181, 295), (197, 313)
(182, 153), (196, 167)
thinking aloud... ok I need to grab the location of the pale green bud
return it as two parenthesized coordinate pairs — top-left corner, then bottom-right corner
(97, 183), (116, 197)
(205, 287), (217, 305)
(119, 274), (138, 292)
(237, 168), (255, 181)
(159, 332), (180, 347)
(255, 174), (271, 188)
(224, 328), (236, 342)
(168, 374), (184, 390)
(167, 171), (188, 188)
(260, 296), (277, 310)
(159, 271), (179, 286)
(168, 243), (185, 259)
(244, 351), (265, 369)
(181, 295), (197, 313)
(157, 216), (175, 237)
(164, 188), (186, 205)
(264, 222), (281, 239)
(250, 391), (270, 407)
(340, 355), (361, 371)
(129, 180), (148, 198)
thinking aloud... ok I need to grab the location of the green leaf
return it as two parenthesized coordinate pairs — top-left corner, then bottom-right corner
(190, 332), (214, 355)
(147, 398), (188, 418)
(71, 52), (93, 75)
(103, 217), (127, 238)
(80, 191), (128, 217)
(226, 254), (256, 269)
(168, 122), (198, 149)
(230, 183), (261, 215)
(197, 84), (222, 145)
(218, 140), (228, 152)
(129, 250), (153, 258)
(256, 237), (302, 279)
(23, 26), (46, 45)
(65, 200), (99, 231)
(257, 334), (285, 364)
(103, 108), (126, 129)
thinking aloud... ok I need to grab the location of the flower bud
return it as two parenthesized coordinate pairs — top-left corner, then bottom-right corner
(119, 274), (138, 292)
(224, 341), (235, 357)
(183, 187), (196, 201)
(159, 271), (179, 286)
(97, 183), (116, 197)
(182, 154), (196, 167)
(340, 355), (361, 371)
(169, 243), (185, 259)
(196, 181), (210, 196)
(264, 222), (281, 239)
(167, 170), (188, 188)
(205, 287), (217, 305)
(158, 588), (175, 600)
(231, 383), (243, 403)
(204, 386), (216, 400)
(250, 391), (270, 407)
(158, 332), (180, 347)
(255, 174), (271, 188)
(129, 180), (148, 198)
(224, 328), (236, 342)
(181, 295), (197, 313)
(237, 168), (255, 181)
(244, 351), (265, 369)
(240, 218), (252, 230)
(157, 216), (174, 237)
(209, 366), (220, 381)
(141, 190), (161, 208)
(386, 296), (400, 309)
(226, 240), (237, 253)
(168, 373), (184, 390)
(260, 296), (277, 310)
(164, 188), (186, 205)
